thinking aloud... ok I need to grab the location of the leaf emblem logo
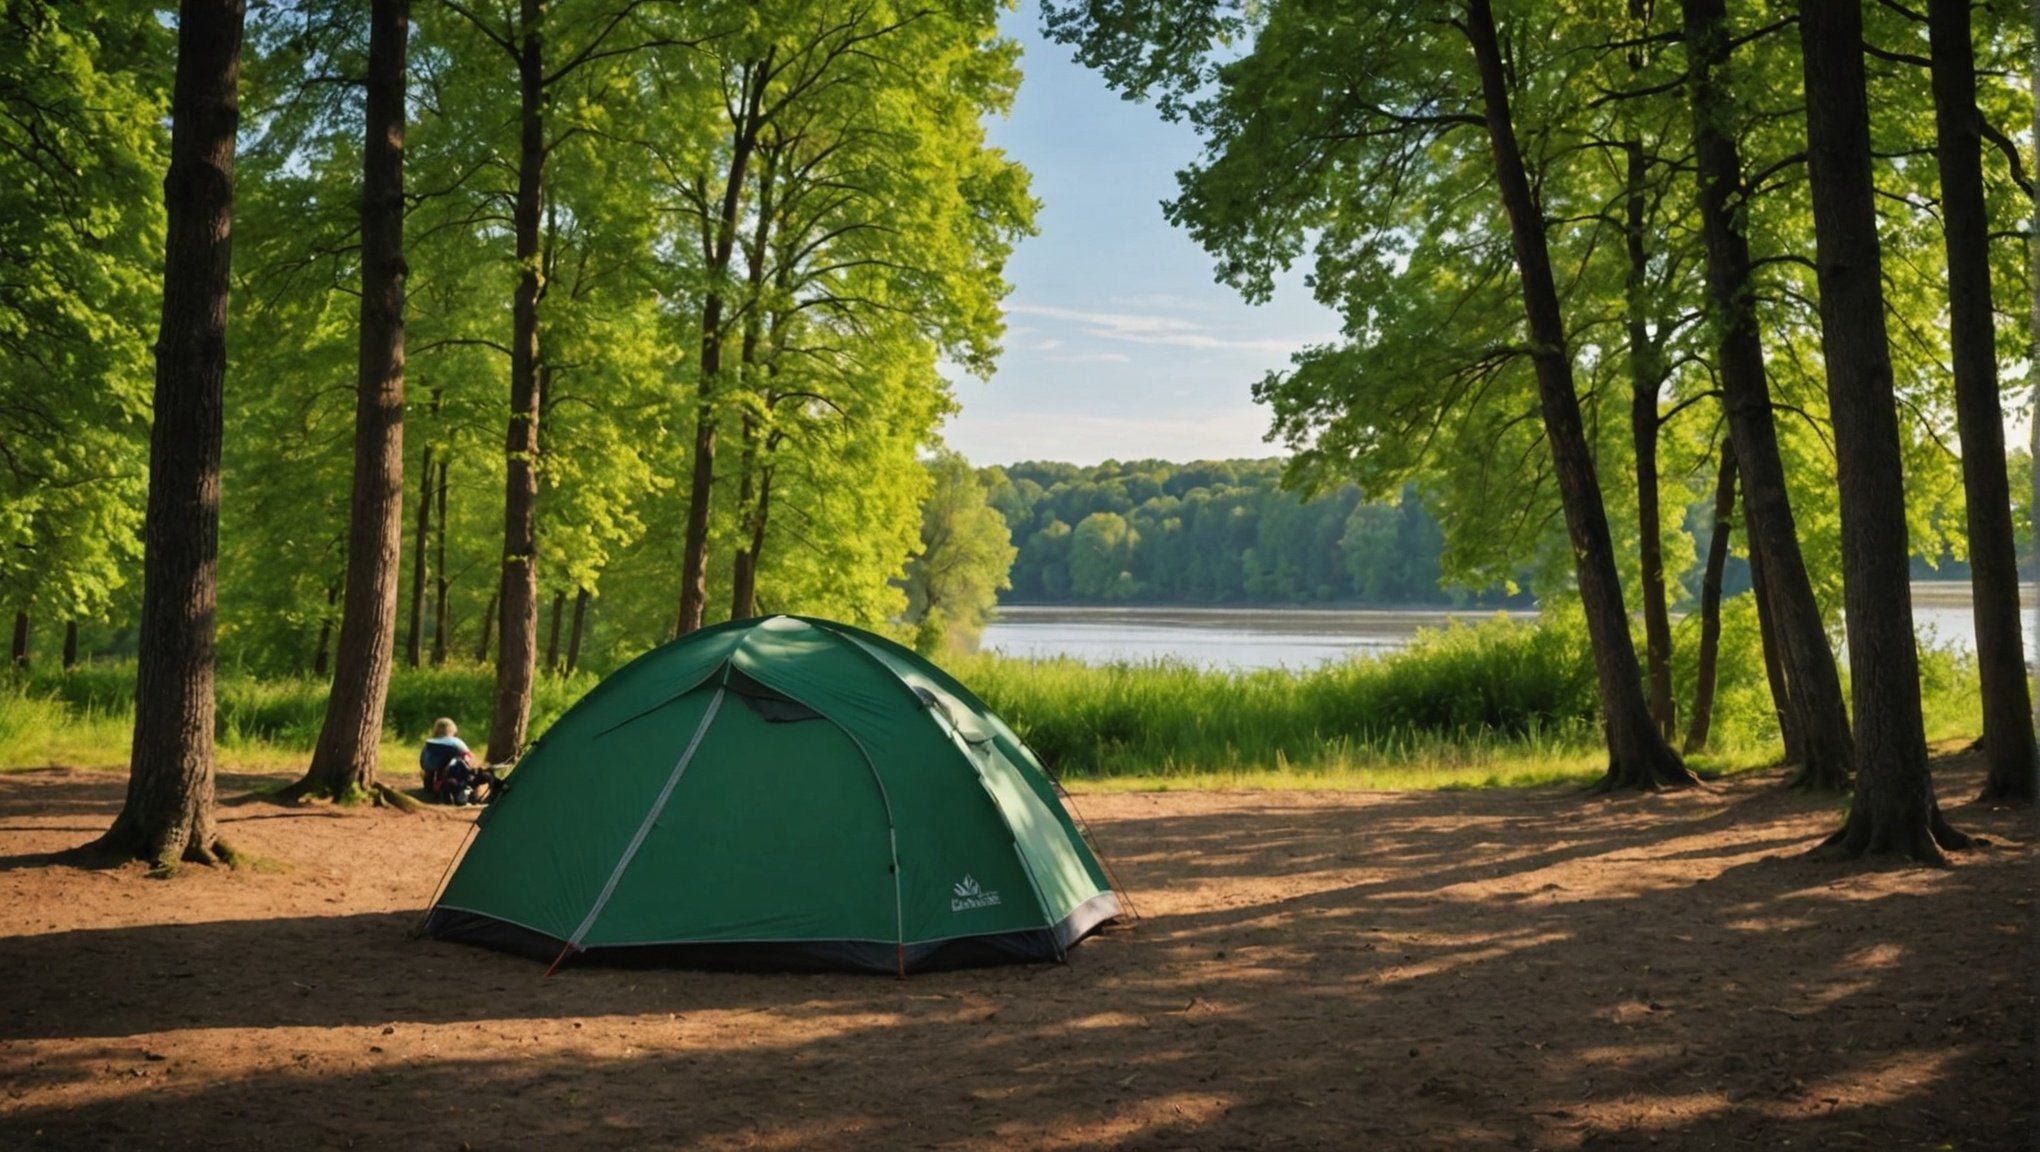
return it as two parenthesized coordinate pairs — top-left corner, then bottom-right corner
(949, 874), (1001, 912)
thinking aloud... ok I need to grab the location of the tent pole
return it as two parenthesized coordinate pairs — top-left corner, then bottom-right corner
(416, 821), (480, 936)
(1054, 780), (1141, 925)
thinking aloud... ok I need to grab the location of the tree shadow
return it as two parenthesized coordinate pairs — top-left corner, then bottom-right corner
(0, 761), (2031, 1150)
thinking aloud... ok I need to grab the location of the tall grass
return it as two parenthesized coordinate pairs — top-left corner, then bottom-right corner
(2, 663), (597, 772)
(948, 612), (1608, 784)
(0, 610), (1986, 791)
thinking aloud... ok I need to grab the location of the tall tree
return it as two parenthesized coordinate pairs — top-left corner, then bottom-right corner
(1926, 0), (2036, 801)
(1798, 0), (1965, 861)
(1684, 443), (1736, 752)
(1678, 0), (1855, 789)
(438, 0), (700, 757)
(673, 55), (764, 637)
(1464, 0), (1695, 789)
(90, 0), (247, 866)
(288, 0), (411, 804)
(1044, 0), (1695, 788)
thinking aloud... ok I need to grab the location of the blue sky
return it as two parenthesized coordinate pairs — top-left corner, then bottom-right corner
(941, 3), (1341, 467)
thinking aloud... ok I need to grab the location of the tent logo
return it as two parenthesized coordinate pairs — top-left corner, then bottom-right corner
(950, 874), (1002, 912)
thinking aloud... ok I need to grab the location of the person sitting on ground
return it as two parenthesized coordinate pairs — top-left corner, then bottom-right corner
(420, 718), (498, 806)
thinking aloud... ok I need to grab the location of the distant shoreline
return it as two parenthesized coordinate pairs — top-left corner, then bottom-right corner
(996, 579), (2016, 618)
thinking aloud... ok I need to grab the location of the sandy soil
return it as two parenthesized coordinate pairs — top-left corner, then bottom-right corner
(1, 754), (2033, 1151)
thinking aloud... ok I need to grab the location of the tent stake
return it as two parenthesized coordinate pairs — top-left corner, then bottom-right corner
(543, 942), (576, 979)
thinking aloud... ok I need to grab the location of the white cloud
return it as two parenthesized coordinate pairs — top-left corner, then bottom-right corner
(1045, 350), (1131, 364)
(1005, 301), (1322, 357)
(944, 408), (1275, 466)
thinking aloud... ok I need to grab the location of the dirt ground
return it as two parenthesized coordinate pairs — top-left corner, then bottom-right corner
(1, 754), (2033, 1151)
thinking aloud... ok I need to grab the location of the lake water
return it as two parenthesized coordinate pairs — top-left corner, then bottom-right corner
(980, 582), (2033, 670)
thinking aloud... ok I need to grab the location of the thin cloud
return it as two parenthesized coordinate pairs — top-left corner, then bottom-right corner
(1006, 301), (1320, 357)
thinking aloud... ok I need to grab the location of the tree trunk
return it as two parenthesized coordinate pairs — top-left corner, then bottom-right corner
(486, 0), (544, 759)
(565, 587), (588, 672)
(474, 591), (497, 664)
(312, 582), (336, 678)
(744, 461), (773, 611)
(91, 0), (246, 866)
(675, 62), (768, 637)
(431, 457), (449, 666)
(1745, 533), (1805, 764)
(1625, 139), (1675, 740)
(406, 443), (430, 668)
(730, 417), (761, 620)
(1681, 0), (1854, 790)
(1465, 0), (1695, 790)
(292, 0), (409, 803)
(727, 148), (777, 624)
(1685, 443), (1738, 753)
(62, 619), (78, 671)
(1928, 0), (2036, 802)
(545, 588), (564, 673)
(1799, 0), (1965, 862)
(10, 610), (26, 669)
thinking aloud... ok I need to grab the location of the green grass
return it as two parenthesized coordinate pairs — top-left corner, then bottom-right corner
(0, 611), (1985, 793)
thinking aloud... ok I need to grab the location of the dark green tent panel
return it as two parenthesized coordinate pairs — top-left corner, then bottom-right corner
(426, 615), (1121, 973)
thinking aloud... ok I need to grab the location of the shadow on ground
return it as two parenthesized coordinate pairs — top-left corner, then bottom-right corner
(0, 753), (2032, 1151)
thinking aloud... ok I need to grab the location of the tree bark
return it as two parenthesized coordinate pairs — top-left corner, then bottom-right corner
(737, 455), (775, 618)
(486, 0), (544, 759)
(431, 457), (449, 665)
(730, 417), (760, 621)
(474, 591), (497, 664)
(312, 582), (336, 678)
(1745, 533), (1805, 764)
(1680, 0), (1854, 790)
(1685, 443), (1738, 753)
(91, 0), (246, 866)
(1465, 0), (1695, 790)
(292, 0), (409, 802)
(62, 619), (78, 671)
(1625, 138), (1676, 741)
(545, 588), (565, 673)
(1927, 0), (2036, 802)
(727, 146), (778, 623)
(406, 442), (430, 668)
(1799, 0), (1965, 861)
(675, 61), (768, 637)
(565, 587), (588, 672)
(10, 610), (26, 669)
(1619, 0), (1676, 743)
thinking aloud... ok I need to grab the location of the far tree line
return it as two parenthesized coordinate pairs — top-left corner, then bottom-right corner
(982, 457), (2031, 609)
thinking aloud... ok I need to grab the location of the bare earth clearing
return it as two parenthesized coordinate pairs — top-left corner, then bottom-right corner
(1, 754), (2033, 1151)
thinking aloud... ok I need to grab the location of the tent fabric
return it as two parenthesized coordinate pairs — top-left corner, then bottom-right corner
(426, 615), (1120, 974)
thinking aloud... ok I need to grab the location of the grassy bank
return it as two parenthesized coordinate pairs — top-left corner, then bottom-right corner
(0, 614), (1984, 790)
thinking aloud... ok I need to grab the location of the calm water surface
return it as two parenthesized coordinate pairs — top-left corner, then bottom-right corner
(981, 582), (2032, 670)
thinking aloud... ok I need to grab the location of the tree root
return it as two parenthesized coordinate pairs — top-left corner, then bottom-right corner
(1588, 749), (1703, 793)
(1808, 815), (1950, 866)
(1785, 758), (1850, 792)
(262, 776), (419, 813)
(371, 782), (423, 812)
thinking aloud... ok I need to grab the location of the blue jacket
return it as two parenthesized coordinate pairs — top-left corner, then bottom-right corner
(420, 735), (471, 778)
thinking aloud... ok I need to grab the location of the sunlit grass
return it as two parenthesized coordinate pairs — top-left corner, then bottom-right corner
(0, 611), (1984, 793)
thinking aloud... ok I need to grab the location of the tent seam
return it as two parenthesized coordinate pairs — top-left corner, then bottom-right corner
(566, 685), (727, 951)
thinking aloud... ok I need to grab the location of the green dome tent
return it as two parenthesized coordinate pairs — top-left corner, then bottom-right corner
(426, 615), (1121, 974)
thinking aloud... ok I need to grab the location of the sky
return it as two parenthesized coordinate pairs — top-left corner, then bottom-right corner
(940, 3), (1342, 468)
